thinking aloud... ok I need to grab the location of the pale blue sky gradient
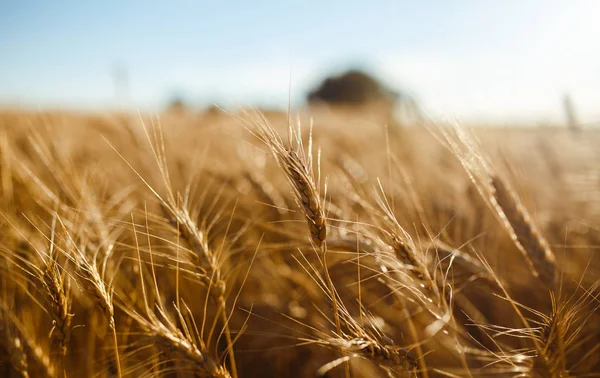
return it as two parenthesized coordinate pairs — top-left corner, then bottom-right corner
(1, 1), (599, 123)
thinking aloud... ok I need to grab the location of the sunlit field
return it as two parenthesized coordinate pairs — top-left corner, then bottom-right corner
(1, 108), (599, 377)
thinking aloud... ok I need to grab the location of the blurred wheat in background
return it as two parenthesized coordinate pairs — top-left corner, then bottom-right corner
(1, 106), (599, 377)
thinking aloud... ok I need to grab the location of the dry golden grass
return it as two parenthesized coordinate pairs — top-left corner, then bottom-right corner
(0, 107), (599, 377)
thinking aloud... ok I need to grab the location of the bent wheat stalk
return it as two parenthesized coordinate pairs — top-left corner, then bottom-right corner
(490, 176), (557, 289)
(243, 112), (350, 371)
(128, 216), (232, 378)
(243, 111), (327, 247)
(317, 337), (418, 378)
(41, 249), (72, 359)
(160, 203), (237, 378)
(57, 216), (122, 378)
(126, 305), (232, 378)
(41, 216), (72, 360)
(437, 123), (557, 290)
(106, 117), (239, 378)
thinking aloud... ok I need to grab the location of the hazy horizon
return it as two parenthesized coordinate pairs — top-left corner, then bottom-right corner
(2, 1), (600, 124)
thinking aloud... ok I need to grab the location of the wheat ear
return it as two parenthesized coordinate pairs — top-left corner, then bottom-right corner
(243, 112), (347, 366)
(317, 337), (418, 378)
(58, 217), (122, 377)
(490, 176), (557, 289)
(128, 217), (232, 378)
(437, 124), (557, 289)
(41, 217), (72, 359)
(42, 254), (72, 359)
(244, 112), (327, 247)
(286, 149), (328, 246)
(129, 307), (232, 378)
(161, 203), (237, 378)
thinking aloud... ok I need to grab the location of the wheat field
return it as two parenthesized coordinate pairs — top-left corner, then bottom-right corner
(0, 107), (599, 377)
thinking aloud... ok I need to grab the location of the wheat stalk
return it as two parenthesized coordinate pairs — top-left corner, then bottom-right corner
(160, 203), (237, 377)
(490, 176), (557, 290)
(128, 217), (232, 378)
(243, 169), (288, 216)
(318, 337), (419, 378)
(243, 111), (328, 247)
(437, 123), (557, 290)
(57, 216), (122, 377)
(40, 216), (72, 359)
(41, 254), (72, 359)
(129, 307), (232, 378)
(312, 302), (419, 378)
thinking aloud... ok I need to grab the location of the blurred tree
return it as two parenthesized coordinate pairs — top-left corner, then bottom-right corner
(307, 69), (422, 124)
(166, 93), (188, 113)
(307, 69), (398, 106)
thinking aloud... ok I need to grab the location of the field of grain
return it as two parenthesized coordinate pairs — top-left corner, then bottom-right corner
(0, 108), (599, 377)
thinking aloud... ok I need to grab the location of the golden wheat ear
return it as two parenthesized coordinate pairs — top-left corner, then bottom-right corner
(437, 123), (557, 290)
(52, 215), (122, 377)
(41, 245), (72, 359)
(314, 301), (420, 378)
(1, 213), (73, 362)
(284, 149), (328, 247)
(490, 175), (557, 289)
(125, 219), (232, 378)
(158, 201), (239, 378)
(241, 111), (328, 248)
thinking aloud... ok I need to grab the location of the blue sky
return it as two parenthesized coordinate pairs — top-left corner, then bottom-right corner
(1, 0), (599, 123)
